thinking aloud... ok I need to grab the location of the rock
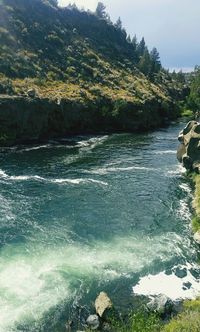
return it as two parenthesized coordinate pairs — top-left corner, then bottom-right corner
(182, 154), (193, 170)
(177, 121), (200, 171)
(194, 231), (200, 244)
(193, 162), (200, 173)
(178, 131), (184, 143)
(95, 292), (112, 318)
(174, 267), (187, 278)
(177, 143), (186, 162)
(147, 294), (174, 315)
(102, 322), (112, 331)
(183, 121), (198, 135)
(86, 315), (100, 330)
(65, 319), (73, 331)
(182, 281), (192, 290)
(27, 88), (38, 98)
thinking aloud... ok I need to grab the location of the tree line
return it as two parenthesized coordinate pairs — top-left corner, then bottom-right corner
(65, 1), (161, 81)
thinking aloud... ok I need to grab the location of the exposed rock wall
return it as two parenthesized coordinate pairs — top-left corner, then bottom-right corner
(177, 121), (200, 172)
(0, 94), (175, 146)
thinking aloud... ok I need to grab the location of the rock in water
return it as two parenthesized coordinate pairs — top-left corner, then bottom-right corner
(95, 292), (112, 318)
(147, 294), (174, 315)
(86, 315), (100, 330)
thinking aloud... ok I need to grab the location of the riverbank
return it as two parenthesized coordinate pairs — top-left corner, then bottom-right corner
(157, 121), (200, 332)
(0, 86), (178, 147)
(192, 174), (200, 234)
(100, 121), (200, 332)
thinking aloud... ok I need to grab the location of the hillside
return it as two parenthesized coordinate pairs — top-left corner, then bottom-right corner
(0, 0), (188, 145)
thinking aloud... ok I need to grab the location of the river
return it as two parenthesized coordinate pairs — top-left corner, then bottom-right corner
(0, 120), (200, 331)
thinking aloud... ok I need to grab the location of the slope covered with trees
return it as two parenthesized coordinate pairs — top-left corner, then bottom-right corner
(0, 0), (188, 145)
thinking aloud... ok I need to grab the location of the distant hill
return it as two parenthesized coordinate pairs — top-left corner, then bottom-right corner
(0, 0), (189, 145)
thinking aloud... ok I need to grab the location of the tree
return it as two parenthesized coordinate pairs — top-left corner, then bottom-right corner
(115, 17), (122, 30)
(67, 2), (78, 10)
(176, 70), (186, 84)
(138, 47), (151, 76)
(127, 34), (131, 43)
(137, 37), (146, 57)
(187, 66), (200, 112)
(150, 47), (161, 74)
(132, 35), (138, 50)
(95, 2), (106, 19)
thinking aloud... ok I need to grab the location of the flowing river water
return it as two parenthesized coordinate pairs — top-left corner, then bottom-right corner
(0, 120), (200, 331)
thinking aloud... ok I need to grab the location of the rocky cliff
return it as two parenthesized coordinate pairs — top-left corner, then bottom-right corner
(0, 0), (188, 146)
(177, 120), (200, 172)
(0, 93), (175, 145)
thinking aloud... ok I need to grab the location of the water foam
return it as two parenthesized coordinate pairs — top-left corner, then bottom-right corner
(154, 150), (176, 155)
(0, 232), (186, 331)
(133, 263), (200, 300)
(0, 169), (108, 186)
(84, 165), (155, 175)
(76, 135), (108, 150)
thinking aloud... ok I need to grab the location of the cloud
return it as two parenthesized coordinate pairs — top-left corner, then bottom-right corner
(58, 0), (200, 68)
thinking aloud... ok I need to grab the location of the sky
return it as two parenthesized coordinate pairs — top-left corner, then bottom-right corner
(58, 0), (200, 72)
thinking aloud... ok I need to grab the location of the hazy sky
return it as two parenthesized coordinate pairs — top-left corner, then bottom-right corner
(58, 0), (200, 72)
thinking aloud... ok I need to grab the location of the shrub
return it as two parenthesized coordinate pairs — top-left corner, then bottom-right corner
(162, 299), (200, 332)
(111, 310), (162, 332)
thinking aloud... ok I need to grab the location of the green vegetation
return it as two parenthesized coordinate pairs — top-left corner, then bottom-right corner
(187, 66), (200, 114)
(110, 310), (162, 332)
(180, 108), (193, 117)
(162, 299), (200, 332)
(192, 174), (200, 232)
(0, 0), (187, 103)
(0, 0), (189, 144)
(101, 300), (200, 332)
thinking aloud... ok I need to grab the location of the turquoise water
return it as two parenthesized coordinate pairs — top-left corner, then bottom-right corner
(0, 121), (200, 331)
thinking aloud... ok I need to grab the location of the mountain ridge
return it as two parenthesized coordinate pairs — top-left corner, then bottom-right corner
(0, 0), (188, 145)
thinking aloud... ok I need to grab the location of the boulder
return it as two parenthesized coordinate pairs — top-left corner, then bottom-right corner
(147, 294), (174, 315)
(86, 314), (100, 330)
(95, 292), (112, 318)
(177, 121), (200, 171)
(177, 143), (186, 162)
(182, 281), (192, 290)
(27, 88), (38, 98)
(183, 121), (198, 135)
(174, 267), (187, 278)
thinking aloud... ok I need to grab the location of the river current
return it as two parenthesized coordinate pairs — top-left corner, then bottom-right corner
(0, 120), (200, 331)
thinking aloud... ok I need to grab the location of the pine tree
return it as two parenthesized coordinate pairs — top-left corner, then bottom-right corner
(95, 2), (106, 19)
(150, 47), (161, 74)
(115, 17), (122, 30)
(138, 47), (151, 76)
(176, 70), (186, 84)
(137, 37), (146, 57)
(187, 66), (200, 112)
(127, 35), (131, 43)
(132, 35), (138, 49)
(67, 2), (78, 10)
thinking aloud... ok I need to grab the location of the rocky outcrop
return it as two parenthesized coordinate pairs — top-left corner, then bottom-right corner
(95, 292), (113, 318)
(177, 121), (200, 172)
(86, 315), (100, 330)
(147, 294), (174, 316)
(0, 94), (176, 147)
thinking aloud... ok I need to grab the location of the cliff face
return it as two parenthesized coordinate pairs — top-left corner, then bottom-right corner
(0, 0), (187, 145)
(177, 121), (200, 172)
(0, 94), (176, 145)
